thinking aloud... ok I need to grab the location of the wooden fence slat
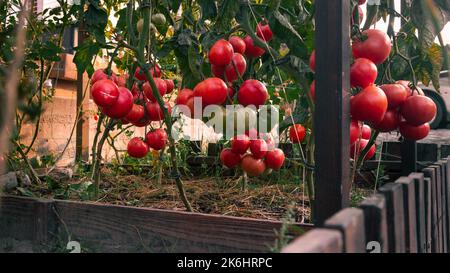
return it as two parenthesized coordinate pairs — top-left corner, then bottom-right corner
(409, 173), (426, 253)
(358, 194), (388, 253)
(437, 161), (448, 253)
(396, 176), (418, 253)
(378, 183), (406, 253)
(433, 165), (444, 253)
(324, 208), (366, 253)
(424, 177), (433, 252)
(423, 167), (439, 252)
(282, 229), (343, 253)
(445, 158), (450, 249)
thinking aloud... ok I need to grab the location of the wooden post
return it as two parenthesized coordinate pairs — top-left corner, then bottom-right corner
(75, 26), (89, 162)
(314, 0), (351, 225)
(401, 140), (417, 175)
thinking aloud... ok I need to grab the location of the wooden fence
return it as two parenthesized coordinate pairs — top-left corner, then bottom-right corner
(282, 157), (450, 253)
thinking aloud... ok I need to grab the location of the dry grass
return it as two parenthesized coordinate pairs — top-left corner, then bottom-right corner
(95, 168), (311, 222)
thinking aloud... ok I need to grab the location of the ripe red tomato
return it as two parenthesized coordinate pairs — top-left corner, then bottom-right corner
(145, 129), (168, 151)
(102, 87), (134, 119)
(237, 79), (269, 107)
(361, 124), (372, 139)
(245, 128), (259, 140)
(231, 134), (251, 154)
(165, 79), (175, 93)
(127, 137), (149, 158)
(256, 22), (273, 42)
(399, 122), (430, 140)
(289, 124), (306, 143)
(225, 53), (247, 82)
(134, 65), (161, 81)
(93, 114), (99, 121)
(358, 0), (367, 4)
(193, 77), (228, 106)
(220, 148), (242, 168)
(350, 139), (376, 160)
(309, 80), (316, 102)
(350, 58), (377, 88)
(208, 39), (234, 66)
(229, 36), (246, 54)
(352, 29), (391, 65)
(176, 88), (194, 105)
(143, 78), (167, 101)
(400, 95), (437, 126)
(227, 86), (234, 100)
(91, 70), (111, 85)
(125, 104), (145, 123)
(380, 84), (408, 109)
(350, 120), (362, 145)
(146, 101), (171, 121)
(264, 136), (276, 151)
(396, 80), (412, 96)
(309, 50), (315, 72)
(375, 109), (400, 132)
(185, 97), (196, 117)
(350, 85), (388, 124)
(241, 154), (266, 177)
(249, 139), (268, 159)
(91, 79), (120, 107)
(265, 148), (285, 170)
(243, 35), (265, 58)
(211, 64), (226, 78)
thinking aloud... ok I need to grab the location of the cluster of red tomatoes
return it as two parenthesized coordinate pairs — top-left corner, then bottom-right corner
(175, 25), (272, 114)
(220, 130), (286, 176)
(90, 66), (174, 159)
(308, 12), (436, 161)
(349, 29), (436, 160)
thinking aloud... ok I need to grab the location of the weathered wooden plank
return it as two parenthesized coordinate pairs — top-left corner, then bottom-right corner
(438, 161), (448, 252)
(401, 140), (417, 175)
(0, 196), (55, 243)
(424, 177), (433, 253)
(358, 194), (388, 253)
(423, 167), (439, 252)
(324, 208), (365, 253)
(282, 229), (343, 253)
(314, 0), (351, 224)
(409, 172), (426, 253)
(396, 176), (418, 253)
(432, 165), (444, 253)
(445, 157), (450, 251)
(52, 199), (312, 253)
(378, 183), (406, 253)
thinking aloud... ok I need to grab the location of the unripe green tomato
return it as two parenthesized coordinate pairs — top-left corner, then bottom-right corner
(150, 23), (157, 34)
(152, 13), (166, 26)
(137, 19), (144, 33)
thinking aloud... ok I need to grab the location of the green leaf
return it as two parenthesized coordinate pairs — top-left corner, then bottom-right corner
(41, 41), (62, 62)
(411, 0), (450, 50)
(73, 40), (100, 77)
(198, 0), (218, 21)
(425, 43), (444, 90)
(85, 3), (108, 44)
(215, 0), (241, 32)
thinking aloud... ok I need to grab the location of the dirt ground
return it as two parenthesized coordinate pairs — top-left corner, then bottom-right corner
(16, 167), (313, 223)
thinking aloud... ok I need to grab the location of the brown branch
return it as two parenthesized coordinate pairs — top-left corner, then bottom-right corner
(0, 3), (29, 175)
